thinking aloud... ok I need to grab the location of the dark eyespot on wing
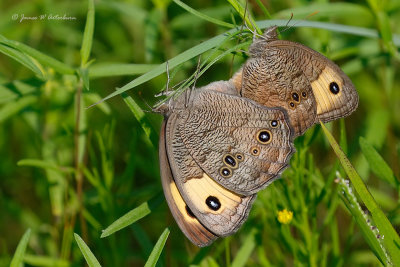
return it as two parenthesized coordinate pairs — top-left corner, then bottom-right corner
(206, 196), (221, 211)
(329, 82), (340, 94)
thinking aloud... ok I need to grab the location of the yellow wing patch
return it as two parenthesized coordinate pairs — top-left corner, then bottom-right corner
(169, 181), (199, 223)
(311, 66), (344, 115)
(184, 173), (243, 215)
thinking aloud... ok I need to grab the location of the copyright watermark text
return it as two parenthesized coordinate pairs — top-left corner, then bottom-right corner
(12, 13), (77, 23)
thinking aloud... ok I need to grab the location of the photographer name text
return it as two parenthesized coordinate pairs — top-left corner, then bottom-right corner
(12, 14), (77, 23)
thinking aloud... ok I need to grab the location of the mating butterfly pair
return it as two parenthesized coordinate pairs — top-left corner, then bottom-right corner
(157, 26), (358, 246)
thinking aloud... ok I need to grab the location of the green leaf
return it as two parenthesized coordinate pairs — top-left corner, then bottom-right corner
(170, 5), (232, 30)
(83, 93), (111, 114)
(321, 122), (400, 266)
(81, 0), (95, 67)
(10, 229), (31, 267)
(0, 43), (45, 79)
(144, 228), (170, 267)
(122, 93), (158, 148)
(173, 0), (234, 28)
(18, 159), (76, 174)
(359, 137), (398, 188)
(0, 34), (74, 74)
(0, 95), (37, 123)
(365, 109), (390, 149)
(336, 173), (388, 265)
(74, 233), (101, 267)
(101, 193), (163, 238)
(0, 80), (38, 104)
(89, 63), (157, 78)
(79, 67), (90, 90)
(226, 0), (261, 34)
(274, 3), (373, 23)
(231, 229), (257, 267)
(254, 0), (272, 19)
(24, 254), (69, 267)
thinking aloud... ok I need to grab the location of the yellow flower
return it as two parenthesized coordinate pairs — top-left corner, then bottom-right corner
(277, 209), (293, 224)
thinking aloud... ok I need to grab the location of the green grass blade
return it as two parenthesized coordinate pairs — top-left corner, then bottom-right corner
(255, 20), (400, 46)
(101, 193), (163, 238)
(0, 95), (37, 123)
(170, 5), (232, 30)
(274, 3), (373, 22)
(81, 0), (95, 67)
(366, 0), (399, 59)
(173, 0), (234, 28)
(89, 63), (158, 78)
(0, 34), (75, 74)
(144, 228), (170, 267)
(121, 93), (158, 147)
(0, 44), (45, 79)
(336, 172), (388, 265)
(18, 159), (76, 174)
(320, 122), (400, 265)
(254, 0), (272, 19)
(10, 229), (31, 267)
(0, 80), (38, 104)
(79, 67), (90, 90)
(24, 254), (69, 267)
(231, 229), (257, 267)
(226, 0), (261, 34)
(74, 233), (101, 267)
(97, 1), (147, 22)
(83, 93), (111, 114)
(359, 137), (399, 188)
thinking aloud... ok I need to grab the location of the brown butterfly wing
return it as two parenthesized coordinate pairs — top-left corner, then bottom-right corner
(159, 121), (217, 247)
(263, 40), (359, 123)
(170, 84), (295, 197)
(165, 106), (256, 237)
(237, 28), (358, 134)
(239, 51), (317, 136)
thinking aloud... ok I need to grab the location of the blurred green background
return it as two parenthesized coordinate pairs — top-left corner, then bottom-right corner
(0, 0), (399, 266)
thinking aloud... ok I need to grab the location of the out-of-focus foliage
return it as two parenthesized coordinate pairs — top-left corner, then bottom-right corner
(0, 0), (399, 266)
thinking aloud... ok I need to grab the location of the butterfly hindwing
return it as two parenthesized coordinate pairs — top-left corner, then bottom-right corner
(166, 81), (295, 196)
(159, 121), (217, 247)
(165, 108), (257, 237)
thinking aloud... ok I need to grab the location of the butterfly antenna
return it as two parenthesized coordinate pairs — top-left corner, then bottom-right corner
(153, 61), (175, 114)
(285, 13), (294, 28)
(280, 11), (319, 35)
(185, 56), (202, 108)
(166, 60), (170, 93)
(155, 60), (172, 98)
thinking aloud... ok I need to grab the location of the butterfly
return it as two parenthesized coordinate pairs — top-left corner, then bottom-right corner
(231, 26), (359, 136)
